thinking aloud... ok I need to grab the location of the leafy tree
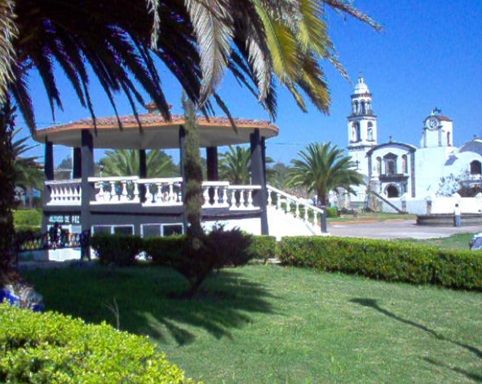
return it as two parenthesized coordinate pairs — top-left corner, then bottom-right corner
(100, 149), (178, 178)
(0, 101), (17, 284)
(12, 129), (43, 207)
(268, 162), (292, 190)
(54, 157), (73, 180)
(289, 142), (364, 206)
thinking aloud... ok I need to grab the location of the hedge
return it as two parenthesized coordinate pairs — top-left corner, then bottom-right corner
(144, 235), (186, 265)
(249, 236), (277, 263)
(90, 234), (143, 266)
(118, 234), (277, 266)
(278, 236), (482, 290)
(0, 304), (197, 383)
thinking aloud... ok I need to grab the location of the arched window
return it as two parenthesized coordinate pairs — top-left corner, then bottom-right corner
(361, 101), (366, 114)
(376, 157), (382, 174)
(386, 185), (399, 198)
(470, 160), (482, 175)
(352, 122), (361, 142)
(401, 155), (408, 174)
(367, 122), (373, 141)
(447, 132), (451, 146)
(354, 101), (359, 114)
(384, 153), (398, 175)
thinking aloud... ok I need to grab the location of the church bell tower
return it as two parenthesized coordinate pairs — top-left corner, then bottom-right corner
(347, 77), (378, 177)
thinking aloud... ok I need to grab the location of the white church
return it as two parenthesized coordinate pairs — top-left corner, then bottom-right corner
(345, 77), (482, 215)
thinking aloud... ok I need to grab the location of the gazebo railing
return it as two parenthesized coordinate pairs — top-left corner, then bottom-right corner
(89, 176), (140, 204)
(139, 177), (183, 206)
(266, 184), (324, 230)
(45, 179), (82, 206)
(45, 177), (263, 211)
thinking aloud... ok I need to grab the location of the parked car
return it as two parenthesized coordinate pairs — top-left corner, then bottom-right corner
(469, 233), (482, 250)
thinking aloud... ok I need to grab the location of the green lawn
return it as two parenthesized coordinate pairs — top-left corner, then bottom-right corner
(24, 265), (481, 383)
(328, 212), (416, 223)
(409, 233), (475, 251)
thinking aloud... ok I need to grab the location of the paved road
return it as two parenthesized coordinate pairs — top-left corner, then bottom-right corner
(328, 220), (482, 240)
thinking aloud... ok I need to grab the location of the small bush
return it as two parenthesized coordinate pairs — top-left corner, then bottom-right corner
(249, 236), (277, 263)
(325, 207), (338, 218)
(278, 236), (482, 290)
(90, 234), (142, 266)
(0, 303), (196, 383)
(144, 235), (186, 265)
(13, 209), (42, 232)
(170, 226), (253, 297)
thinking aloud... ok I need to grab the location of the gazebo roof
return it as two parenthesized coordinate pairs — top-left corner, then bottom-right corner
(34, 111), (279, 149)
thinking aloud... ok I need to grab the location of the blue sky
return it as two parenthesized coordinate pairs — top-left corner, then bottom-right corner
(19, 0), (482, 165)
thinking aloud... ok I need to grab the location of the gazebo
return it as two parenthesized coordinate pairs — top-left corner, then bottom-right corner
(34, 105), (279, 238)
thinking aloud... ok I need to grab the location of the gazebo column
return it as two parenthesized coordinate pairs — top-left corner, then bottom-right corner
(81, 130), (94, 233)
(73, 147), (81, 179)
(44, 139), (54, 181)
(138, 149), (147, 202)
(206, 147), (219, 181)
(250, 129), (269, 235)
(42, 140), (54, 233)
(179, 127), (188, 230)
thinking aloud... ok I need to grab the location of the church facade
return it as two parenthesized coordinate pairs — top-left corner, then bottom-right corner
(346, 77), (482, 213)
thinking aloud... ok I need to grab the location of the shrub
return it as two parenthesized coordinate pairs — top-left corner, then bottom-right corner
(278, 236), (482, 290)
(249, 236), (277, 263)
(170, 226), (253, 297)
(13, 209), (42, 232)
(325, 207), (338, 218)
(90, 234), (142, 266)
(0, 303), (197, 383)
(144, 235), (186, 265)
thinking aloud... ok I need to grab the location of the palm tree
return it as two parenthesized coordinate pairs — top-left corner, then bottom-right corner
(0, 1), (378, 281)
(219, 145), (274, 184)
(12, 129), (43, 207)
(289, 142), (364, 206)
(100, 149), (178, 178)
(219, 146), (252, 184)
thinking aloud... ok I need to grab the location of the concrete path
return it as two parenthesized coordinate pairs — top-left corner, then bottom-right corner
(328, 220), (482, 240)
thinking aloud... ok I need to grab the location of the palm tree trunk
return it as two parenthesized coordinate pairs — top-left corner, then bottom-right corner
(0, 98), (18, 285)
(182, 95), (204, 244)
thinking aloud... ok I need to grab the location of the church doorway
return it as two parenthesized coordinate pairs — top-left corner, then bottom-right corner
(386, 184), (399, 198)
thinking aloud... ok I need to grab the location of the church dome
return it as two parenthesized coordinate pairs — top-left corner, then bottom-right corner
(353, 77), (370, 95)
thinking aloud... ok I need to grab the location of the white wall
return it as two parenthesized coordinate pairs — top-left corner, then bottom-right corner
(383, 194), (482, 215)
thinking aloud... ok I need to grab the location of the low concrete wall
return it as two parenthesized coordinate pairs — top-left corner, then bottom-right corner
(416, 213), (482, 226)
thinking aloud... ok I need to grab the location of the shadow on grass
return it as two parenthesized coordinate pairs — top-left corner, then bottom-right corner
(350, 298), (482, 360)
(423, 357), (482, 383)
(25, 266), (276, 346)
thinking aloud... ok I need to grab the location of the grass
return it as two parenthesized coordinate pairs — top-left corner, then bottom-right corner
(23, 265), (481, 383)
(328, 211), (417, 223)
(409, 233), (475, 251)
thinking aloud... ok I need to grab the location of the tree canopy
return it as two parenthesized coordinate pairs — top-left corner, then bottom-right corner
(0, 0), (379, 131)
(289, 142), (364, 205)
(100, 149), (178, 178)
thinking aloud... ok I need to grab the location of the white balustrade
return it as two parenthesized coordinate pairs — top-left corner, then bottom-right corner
(228, 185), (261, 210)
(46, 176), (266, 211)
(266, 184), (325, 231)
(89, 176), (140, 204)
(202, 181), (230, 208)
(138, 177), (183, 206)
(45, 180), (81, 206)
